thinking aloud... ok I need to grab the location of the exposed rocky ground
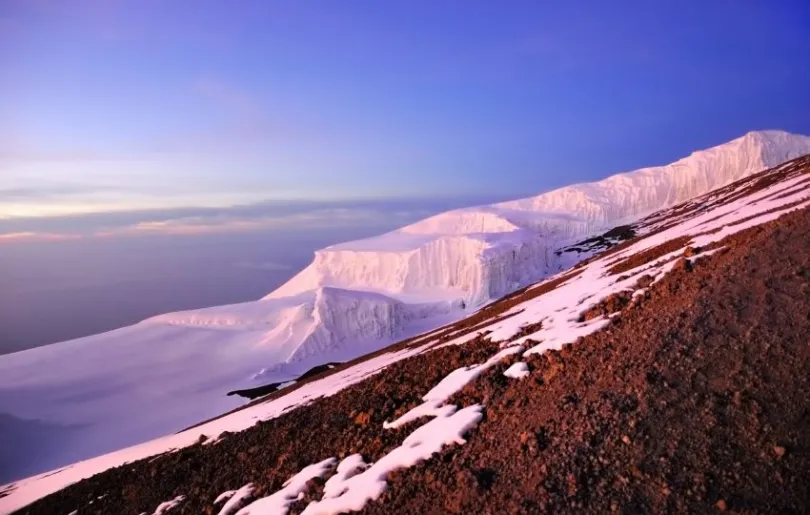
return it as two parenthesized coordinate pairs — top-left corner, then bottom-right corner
(9, 155), (810, 515)
(369, 197), (810, 515)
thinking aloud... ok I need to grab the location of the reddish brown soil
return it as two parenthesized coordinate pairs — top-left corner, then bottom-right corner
(364, 202), (810, 515)
(579, 290), (632, 321)
(606, 235), (692, 276)
(12, 156), (810, 515)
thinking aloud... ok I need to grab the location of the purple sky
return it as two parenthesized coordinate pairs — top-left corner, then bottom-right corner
(2, 0), (810, 351)
(4, 1), (809, 227)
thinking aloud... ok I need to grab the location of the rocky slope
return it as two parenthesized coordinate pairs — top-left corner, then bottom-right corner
(4, 154), (810, 514)
(2, 132), (809, 485)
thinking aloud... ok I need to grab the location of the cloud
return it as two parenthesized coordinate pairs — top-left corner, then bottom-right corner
(0, 193), (515, 244)
(0, 232), (82, 244)
(0, 185), (107, 201)
(93, 206), (419, 237)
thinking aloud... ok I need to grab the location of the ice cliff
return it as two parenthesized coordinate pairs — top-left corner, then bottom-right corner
(269, 130), (810, 304)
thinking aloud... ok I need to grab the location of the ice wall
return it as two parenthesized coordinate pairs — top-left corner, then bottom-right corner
(269, 131), (810, 305)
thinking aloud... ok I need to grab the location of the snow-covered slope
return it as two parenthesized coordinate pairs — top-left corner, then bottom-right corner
(0, 289), (460, 483)
(4, 152), (810, 514)
(1, 130), (809, 485)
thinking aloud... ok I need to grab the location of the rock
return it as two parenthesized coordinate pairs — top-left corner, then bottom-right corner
(635, 274), (654, 289)
(354, 411), (371, 426)
(543, 363), (564, 383)
(672, 257), (692, 272)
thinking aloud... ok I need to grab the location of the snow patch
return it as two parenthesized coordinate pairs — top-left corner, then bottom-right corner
(503, 362), (530, 379)
(384, 345), (521, 429)
(151, 495), (185, 515)
(215, 483), (255, 515)
(304, 344), (522, 512)
(425, 346), (521, 402)
(235, 459), (335, 515)
(301, 405), (483, 515)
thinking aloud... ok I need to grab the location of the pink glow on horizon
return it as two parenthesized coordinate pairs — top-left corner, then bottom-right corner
(0, 231), (83, 244)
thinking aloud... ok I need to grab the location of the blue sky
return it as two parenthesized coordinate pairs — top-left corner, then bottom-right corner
(2, 0), (810, 236)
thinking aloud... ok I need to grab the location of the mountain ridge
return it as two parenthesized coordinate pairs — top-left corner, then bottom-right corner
(5, 151), (810, 514)
(1, 131), (809, 488)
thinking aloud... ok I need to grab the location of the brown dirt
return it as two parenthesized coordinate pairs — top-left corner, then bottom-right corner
(606, 236), (692, 276)
(579, 290), (632, 321)
(509, 321), (545, 341)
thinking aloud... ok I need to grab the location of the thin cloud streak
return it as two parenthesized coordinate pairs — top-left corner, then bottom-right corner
(0, 194), (515, 244)
(0, 231), (82, 244)
(93, 207), (429, 237)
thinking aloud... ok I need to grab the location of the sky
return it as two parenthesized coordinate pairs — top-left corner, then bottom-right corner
(2, 0), (810, 352)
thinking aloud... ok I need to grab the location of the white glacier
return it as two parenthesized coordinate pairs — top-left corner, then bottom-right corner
(271, 130), (810, 304)
(1, 129), (809, 484)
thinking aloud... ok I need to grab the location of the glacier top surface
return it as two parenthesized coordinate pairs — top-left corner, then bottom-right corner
(267, 130), (810, 300)
(317, 130), (810, 254)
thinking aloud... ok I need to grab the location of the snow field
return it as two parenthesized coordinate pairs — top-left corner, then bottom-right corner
(503, 362), (530, 379)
